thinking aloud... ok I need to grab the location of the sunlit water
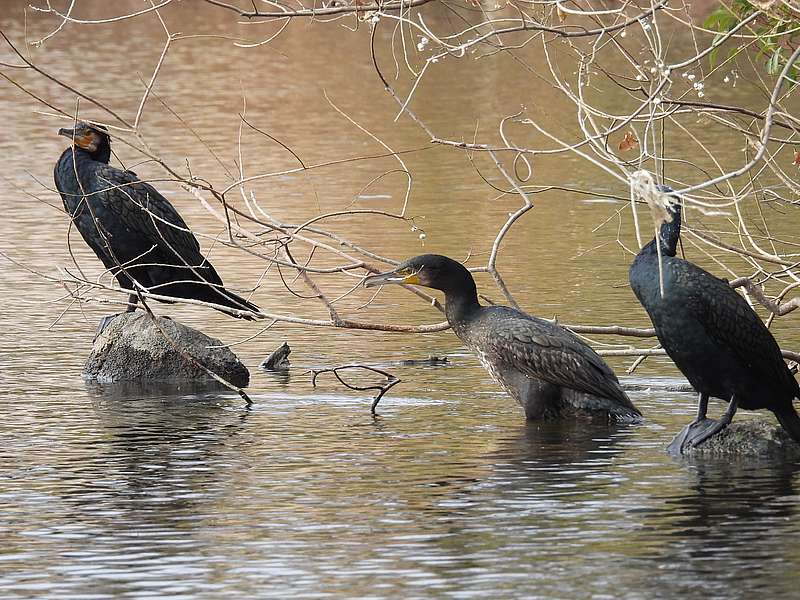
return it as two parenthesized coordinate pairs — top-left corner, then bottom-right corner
(2, 2), (800, 598)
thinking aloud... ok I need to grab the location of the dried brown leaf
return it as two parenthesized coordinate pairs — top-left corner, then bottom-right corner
(618, 131), (639, 153)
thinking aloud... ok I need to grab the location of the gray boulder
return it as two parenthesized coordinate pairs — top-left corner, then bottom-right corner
(685, 419), (800, 458)
(83, 312), (249, 387)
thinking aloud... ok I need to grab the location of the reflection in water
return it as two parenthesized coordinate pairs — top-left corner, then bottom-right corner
(1, 390), (252, 598)
(494, 420), (625, 463)
(417, 421), (627, 513)
(1, 381), (800, 598)
(84, 379), (248, 401)
(379, 422), (636, 596)
(633, 457), (800, 599)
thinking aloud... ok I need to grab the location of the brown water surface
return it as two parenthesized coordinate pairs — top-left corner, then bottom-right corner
(2, 2), (800, 598)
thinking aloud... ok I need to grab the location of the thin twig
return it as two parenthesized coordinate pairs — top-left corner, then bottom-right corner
(309, 364), (401, 414)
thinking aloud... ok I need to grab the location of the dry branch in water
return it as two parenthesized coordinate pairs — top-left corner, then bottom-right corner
(309, 365), (401, 414)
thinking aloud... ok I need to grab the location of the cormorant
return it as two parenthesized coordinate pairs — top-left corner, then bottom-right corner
(54, 122), (259, 329)
(364, 254), (641, 422)
(628, 186), (800, 452)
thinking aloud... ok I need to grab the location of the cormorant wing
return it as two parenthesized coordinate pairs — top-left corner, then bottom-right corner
(483, 310), (635, 407)
(676, 261), (797, 391)
(88, 163), (219, 281)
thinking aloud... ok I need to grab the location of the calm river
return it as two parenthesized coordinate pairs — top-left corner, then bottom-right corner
(2, 1), (799, 598)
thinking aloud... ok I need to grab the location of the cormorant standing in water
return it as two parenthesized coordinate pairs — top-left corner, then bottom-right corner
(628, 186), (800, 452)
(364, 254), (641, 422)
(54, 122), (259, 330)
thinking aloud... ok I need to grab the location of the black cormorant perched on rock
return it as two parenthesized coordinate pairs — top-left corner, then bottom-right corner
(628, 186), (800, 452)
(54, 122), (259, 329)
(364, 254), (641, 422)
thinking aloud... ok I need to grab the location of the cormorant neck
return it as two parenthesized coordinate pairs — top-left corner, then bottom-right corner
(89, 140), (112, 164)
(641, 205), (681, 257)
(443, 282), (480, 325)
(63, 142), (111, 165)
(657, 207), (681, 257)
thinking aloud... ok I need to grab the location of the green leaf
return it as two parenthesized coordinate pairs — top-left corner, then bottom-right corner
(704, 6), (738, 31)
(766, 47), (783, 75)
(709, 33), (725, 68)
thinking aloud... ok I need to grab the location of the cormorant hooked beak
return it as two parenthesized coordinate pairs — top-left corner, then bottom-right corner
(58, 126), (101, 152)
(363, 269), (421, 288)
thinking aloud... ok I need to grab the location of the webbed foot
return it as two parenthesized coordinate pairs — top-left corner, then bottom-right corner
(94, 314), (122, 341)
(94, 295), (139, 341)
(667, 417), (720, 455)
(667, 394), (738, 455)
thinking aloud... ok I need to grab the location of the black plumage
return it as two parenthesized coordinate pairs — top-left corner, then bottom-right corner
(54, 122), (259, 324)
(628, 186), (800, 451)
(364, 254), (641, 422)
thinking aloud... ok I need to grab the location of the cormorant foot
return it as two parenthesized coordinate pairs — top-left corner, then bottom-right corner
(94, 313), (122, 341)
(666, 417), (718, 455)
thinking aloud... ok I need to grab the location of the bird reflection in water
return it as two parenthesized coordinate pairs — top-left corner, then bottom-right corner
(78, 381), (252, 513)
(632, 456), (800, 598)
(417, 420), (630, 513)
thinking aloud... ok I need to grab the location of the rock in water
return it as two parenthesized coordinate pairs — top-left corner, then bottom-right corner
(260, 342), (291, 371)
(83, 312), (249, 387)
(684, 419), (800, 458)
(399, 355), (449, 366)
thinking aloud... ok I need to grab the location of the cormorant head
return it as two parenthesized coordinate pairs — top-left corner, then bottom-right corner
(656, 185), (682, 256)
(58, 122), (111, 162)
(363, 254), (476, 297)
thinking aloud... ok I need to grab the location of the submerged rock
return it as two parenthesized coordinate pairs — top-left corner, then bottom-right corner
(684, 419), (800, 458)
(83, 312), (249, 387)
(261, 342), (291, 371)
(399, 355), (449, 366)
